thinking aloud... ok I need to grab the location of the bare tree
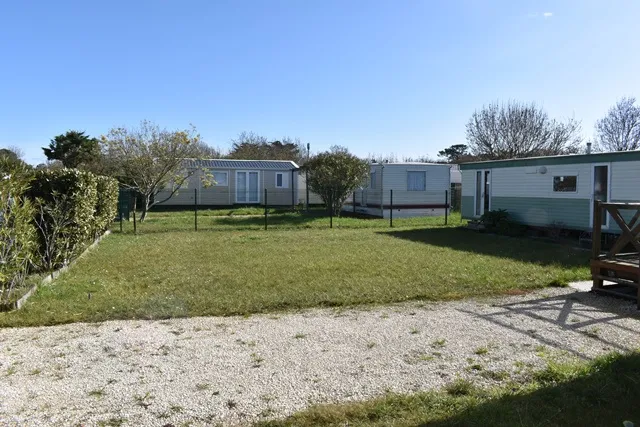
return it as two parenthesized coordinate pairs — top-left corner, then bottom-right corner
(102, 120), (207, 221)
(594, 97), (640, 152)
(466, 101), (583, 160)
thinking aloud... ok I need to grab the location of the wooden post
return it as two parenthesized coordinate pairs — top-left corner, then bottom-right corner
(194, 188), (198, 231)
(592, 200), (603, 290)
(445, 190), (449, 225)
(390, 189), (393, 228)
(264, 189), (268, 230)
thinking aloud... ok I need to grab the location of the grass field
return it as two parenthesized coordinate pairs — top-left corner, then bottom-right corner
(0, 211), (590, 327)
(258, 351), (640, 427)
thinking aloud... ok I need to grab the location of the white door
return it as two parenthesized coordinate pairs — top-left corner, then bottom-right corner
(236, 171), (260, 203)
(590, 163), (610, 229)
(474, 169), (491, 217)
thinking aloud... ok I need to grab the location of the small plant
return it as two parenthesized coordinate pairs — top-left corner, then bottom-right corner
(88, 389), (105, 398)
(367, 342), (376, 349)
(5, 366), (16, 376)
(251, 352), (264, 367)
(469, 363), (484, 371)
(29, 368), (42, 375)
(548, 279), (569, 288)
(134, 392), (154, 408)
(294, 333), (307, 339)
(481, 370), (510, 381)
(409, 328), (419, 335)
(474, 346), (489, 355)
(431, 338), (447, 348)
(196, 383), (211, 391)
(98, 418), (125, 427)
(585, 327), (601, 338)
(170, 405), (184, 413)
(445, 378), (475, 396)
(226, 399), (237, 409)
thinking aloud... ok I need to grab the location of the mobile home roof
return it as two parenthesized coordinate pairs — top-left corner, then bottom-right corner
(184, 159), (299, 170)
(459, 150), (640, 170)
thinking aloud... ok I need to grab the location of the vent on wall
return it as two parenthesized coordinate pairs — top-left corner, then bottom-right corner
(538, 166), (548, 174)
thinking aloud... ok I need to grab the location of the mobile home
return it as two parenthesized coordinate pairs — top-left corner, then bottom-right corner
(344, 162), (452, 218)
(460, 150), (640, 233)
(156, 159), (299, 207)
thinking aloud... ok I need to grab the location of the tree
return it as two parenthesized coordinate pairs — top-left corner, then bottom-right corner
(102, 120), (206, 221)
(438, 144), (469, 163)
(228, 131), (306, 163)
(43, 131), (101, 168)
(594, 97), (640, 152)
(302, 146), (369, 215)
(0, 147), (30, 174)
(466, 101), (583, 160)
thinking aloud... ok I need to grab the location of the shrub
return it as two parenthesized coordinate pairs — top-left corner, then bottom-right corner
(0, 160), (37, 304)
(28, 169), (98, 269)
(480, 209), (510, 230)
(93, 176), (119, 237)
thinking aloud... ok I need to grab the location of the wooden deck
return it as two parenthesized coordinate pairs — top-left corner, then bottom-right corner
(590, 202), (640, 308)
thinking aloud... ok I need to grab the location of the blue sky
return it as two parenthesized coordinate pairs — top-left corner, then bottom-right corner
(1, 1), (639, 165)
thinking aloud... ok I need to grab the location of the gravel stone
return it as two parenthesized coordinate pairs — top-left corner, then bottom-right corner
(0, 287), (638, 426)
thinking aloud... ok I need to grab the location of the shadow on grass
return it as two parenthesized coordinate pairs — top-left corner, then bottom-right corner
(261, 352), (640, 427)
(379, 227), (589, 268)
(422, 352), (640, 427)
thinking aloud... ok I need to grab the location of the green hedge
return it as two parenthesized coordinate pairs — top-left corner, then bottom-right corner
(94, 176), (119, 237)
(0, 160), (37, 304)
(28, 169), (98, 268)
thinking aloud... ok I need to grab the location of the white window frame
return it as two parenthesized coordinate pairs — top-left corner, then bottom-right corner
(590, 163), (612, 230)
(211, 170), (228, 186)
(407, 170), (427, 191)
(236, 170), (261, 203)
(552, 175), (578, 193)
(275, 172), (288, 189)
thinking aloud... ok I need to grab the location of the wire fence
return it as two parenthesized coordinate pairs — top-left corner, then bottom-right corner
(116, 188), (459, 234)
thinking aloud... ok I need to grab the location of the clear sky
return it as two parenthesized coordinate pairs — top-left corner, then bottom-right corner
(1, 1), (639, 165)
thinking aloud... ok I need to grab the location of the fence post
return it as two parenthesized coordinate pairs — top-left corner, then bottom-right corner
(353, 192), (356, 213)
(445, 190), (448, 226)
(264, 188), (268, 230)
(194, 188), (198, 231)
(390, 189), (393, 228)
(132, 190), (137, 235)
(329, 189), (333, 229)
(119, 211), (123, 233)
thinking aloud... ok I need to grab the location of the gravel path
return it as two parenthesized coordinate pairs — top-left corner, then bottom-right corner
(0, 287), (639, 426)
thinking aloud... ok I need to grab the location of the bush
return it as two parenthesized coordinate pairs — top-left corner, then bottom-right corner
(28, 169), (98, 269)
(480, 209), (526, 237)
(0, 160), (37, 304)
(93, 176), (119, 237)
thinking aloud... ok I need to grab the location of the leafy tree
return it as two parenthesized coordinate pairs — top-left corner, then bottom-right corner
(303, 146), (369, 215)
(438, 144), (469, 163)
(43, 131), (100, 168)
(102, 120), (207, 221)
(0, 147), (30, 174)
(594, 97), (640, 152)
(466, 101), (582, 160)
(228, 131), (306, 163)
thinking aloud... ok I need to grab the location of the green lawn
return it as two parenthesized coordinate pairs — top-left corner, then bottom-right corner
(0, 213), (590, 327)
(257, 351), (640, 427)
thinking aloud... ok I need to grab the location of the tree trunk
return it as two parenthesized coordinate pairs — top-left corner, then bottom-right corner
(139, 194), (151, 222)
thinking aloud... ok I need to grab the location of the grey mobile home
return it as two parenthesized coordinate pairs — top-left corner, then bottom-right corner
(156, 159), (299, 207)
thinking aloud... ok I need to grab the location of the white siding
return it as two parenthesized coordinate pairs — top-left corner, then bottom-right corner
(491, 164), (591, 199)
(461, 170), (476, 196)
(380, 164), (450, 206)
(611, 160), (640, 201)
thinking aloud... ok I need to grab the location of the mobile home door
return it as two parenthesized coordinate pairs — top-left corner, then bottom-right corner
(474, 169), (491, 217)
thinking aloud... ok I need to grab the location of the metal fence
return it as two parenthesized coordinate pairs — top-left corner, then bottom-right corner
(116, 187), (455, 234)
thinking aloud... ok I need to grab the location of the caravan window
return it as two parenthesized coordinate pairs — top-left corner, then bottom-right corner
(553, 176), (577, 192)
(407, 171), (426, 191)
(212, 171), (228, 186)
(275, 172), (288, 188)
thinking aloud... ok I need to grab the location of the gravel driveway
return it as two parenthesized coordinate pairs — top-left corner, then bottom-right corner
(0, 287), (639, 426)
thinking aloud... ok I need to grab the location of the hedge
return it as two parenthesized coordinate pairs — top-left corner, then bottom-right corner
(28, 169), (98, 269)
(94, 176), (119, 238)
(0, 160), (37, 304)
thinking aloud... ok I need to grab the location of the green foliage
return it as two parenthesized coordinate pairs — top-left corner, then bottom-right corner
(437, 144), (470, 163)
(302, 146), (370, 215)
(43, 131), (101, 169)
(28, 169), (98, 269)
(93, 176), (119, 238)
(228, 131), (306, 163)
(0, 161), (37, 304)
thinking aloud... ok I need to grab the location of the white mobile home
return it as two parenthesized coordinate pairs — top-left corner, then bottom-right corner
(460, 150), (640, 233)
(156, 159), (299, 207)
(344, 162), (452, 218)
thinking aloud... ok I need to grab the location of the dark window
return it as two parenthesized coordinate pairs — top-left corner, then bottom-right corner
(553, 176), (577, 192)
